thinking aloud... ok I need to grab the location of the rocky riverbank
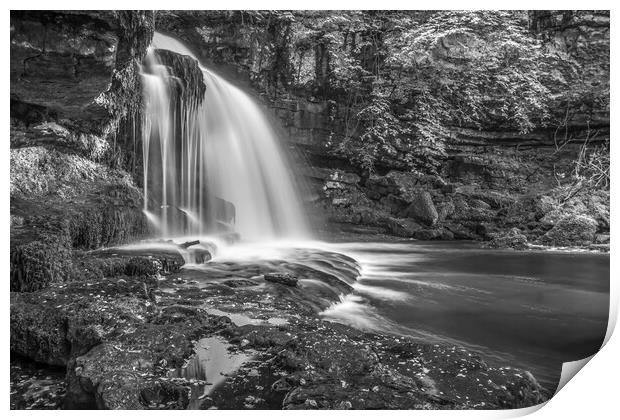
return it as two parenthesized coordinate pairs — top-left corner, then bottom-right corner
(10, 242), (547, 409)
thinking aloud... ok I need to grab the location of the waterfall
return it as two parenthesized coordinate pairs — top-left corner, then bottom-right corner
(140, 32), (308, 241)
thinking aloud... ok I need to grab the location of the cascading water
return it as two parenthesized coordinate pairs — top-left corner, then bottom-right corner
(140, 32), (309, 241)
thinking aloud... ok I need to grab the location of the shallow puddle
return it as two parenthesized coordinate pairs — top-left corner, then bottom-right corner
(167, 336), (254, 409)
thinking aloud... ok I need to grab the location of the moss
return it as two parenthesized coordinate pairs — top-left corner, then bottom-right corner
(69, 206), (147, 250)
(73, 256), (127, 281)
(68, 184), (148, 249)
(125, 257), (159, 278)
(10, 239), (74, 293)
(10, 147), (133, 200)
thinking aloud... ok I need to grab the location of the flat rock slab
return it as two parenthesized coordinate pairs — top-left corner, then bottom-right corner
(264, 273), (298, 287)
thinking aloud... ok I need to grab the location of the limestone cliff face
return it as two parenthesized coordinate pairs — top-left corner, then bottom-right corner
(10, 11), (155, 292)
(156, 10), (609, 245)
(11, 11), (154, 133)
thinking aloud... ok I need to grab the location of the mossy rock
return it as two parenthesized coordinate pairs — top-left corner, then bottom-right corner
(10, 239), (74, 292)
(68, 199), (148, 250)
(485, 228), (529, 250)
(125, 256), (160, 278)
(540, 215), (598, 246)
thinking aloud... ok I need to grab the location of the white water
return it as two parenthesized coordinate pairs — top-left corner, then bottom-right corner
(141, 32), (308, 241)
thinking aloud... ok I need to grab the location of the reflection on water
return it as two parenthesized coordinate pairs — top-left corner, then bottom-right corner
(167, 336), (254, 409)
(320, 241), (609, 391)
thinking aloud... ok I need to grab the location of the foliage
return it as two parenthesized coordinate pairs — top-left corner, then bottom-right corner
(376, 11), (556, 171)
(283, 11), (568, 173)
(229, 11), (607, 175)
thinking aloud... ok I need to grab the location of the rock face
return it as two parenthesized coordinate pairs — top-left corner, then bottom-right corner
(11, 11), (154, 128)
(11, 12), (119, 121)
(10, 11), (154, 293)
(148, 49), (206, 106)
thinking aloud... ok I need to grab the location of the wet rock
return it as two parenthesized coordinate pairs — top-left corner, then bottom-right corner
(190, 248), (212, 264)
(264, 273), (298, 287)
(151, 49), (206, 106)
(222, 278), (259, 288)
(90, 247), (185, 274)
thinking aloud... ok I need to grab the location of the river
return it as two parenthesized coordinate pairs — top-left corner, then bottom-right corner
(319, 240), (609, 392)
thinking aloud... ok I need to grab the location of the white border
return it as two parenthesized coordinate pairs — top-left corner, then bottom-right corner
(3, 2), (617, 418)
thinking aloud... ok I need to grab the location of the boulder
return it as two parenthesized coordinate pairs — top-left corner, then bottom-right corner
(452, 195), (495, 223)
(486, 228), (529, 250)
(404, 191), (439, 226)
(540, 215), (598, 246)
